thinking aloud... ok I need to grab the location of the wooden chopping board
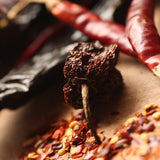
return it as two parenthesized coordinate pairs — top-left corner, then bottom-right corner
(0, 0), (160, 159)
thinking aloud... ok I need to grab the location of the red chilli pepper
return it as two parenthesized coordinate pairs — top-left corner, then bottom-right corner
(51, 1), (137, 57)
(126, 0), (160, 78)
(16, 22), (65, 66)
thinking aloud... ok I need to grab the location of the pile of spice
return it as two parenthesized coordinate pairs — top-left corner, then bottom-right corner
(19, 104), (160, 160)
(19, 112), (107, 160)
(110, 104), (160, 159)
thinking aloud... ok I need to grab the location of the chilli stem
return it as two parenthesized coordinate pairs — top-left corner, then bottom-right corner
(81, 83), (101, 144)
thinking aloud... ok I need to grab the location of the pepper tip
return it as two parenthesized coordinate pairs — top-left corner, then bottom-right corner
(153, 64), (160, 79)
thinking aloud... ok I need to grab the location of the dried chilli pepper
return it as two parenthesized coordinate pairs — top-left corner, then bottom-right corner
(126, 0), (160, 78)
(6, 0), (137, 57)
(16, 22), (65, 66)
(63, 41), (122, 109)
(0, 39), (78, 110)
(0, 0), (119, 110)
(63, 41), (123, 144)
(51, 1), (137, 57)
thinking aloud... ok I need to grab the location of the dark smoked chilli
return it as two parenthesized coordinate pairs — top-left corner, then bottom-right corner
(63, 41), (122, 109)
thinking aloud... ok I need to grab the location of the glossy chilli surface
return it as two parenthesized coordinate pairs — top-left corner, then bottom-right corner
(126, 0), (160, 76)
(52, 1), (137, 57)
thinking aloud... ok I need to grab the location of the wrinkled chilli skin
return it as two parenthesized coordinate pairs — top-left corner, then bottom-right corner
(63, 41), (122, 109)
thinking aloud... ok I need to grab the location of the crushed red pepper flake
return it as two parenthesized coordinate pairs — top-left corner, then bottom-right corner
(19, 112), (108, 160)
(19, 105), (160, 160)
